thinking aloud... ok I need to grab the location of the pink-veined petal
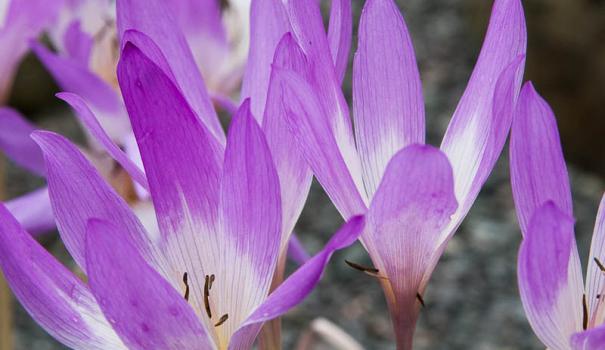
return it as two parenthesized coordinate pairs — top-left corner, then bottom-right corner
(56, 92), (149, 191)
(0, 107), (44, 175)
(116, 0), (225, 144)
(214, 100), (282, 345)
(571, 324), (605, 350)
(510, 82), (572, 236)
(327, 0), (352, 84)
(86, 219), (214, 350)
(0, 203), (126, 350)
(518, 202), (583, 350)
(353, 0), (424, 197)
(240, 0), (290, 121)
(5, 187), (55, 236)
(440, 0), (527, 229)
(367, 144), (457, 349)
(229, 216), (365, 350)
(586, 194), (605, 326)
(31, 131), (167, 278)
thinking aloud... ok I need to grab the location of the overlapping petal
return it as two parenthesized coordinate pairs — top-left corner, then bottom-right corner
(0, 107), (44, 175)
(586, 194), (605, 326)
(327, 0), (352, 85)
(5, 187), (55, 235)
(571, 324), (605, 350)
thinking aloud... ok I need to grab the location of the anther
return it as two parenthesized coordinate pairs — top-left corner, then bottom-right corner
(209, 274), (215, 290)
(204, 275), (212, 318)
(345, 260), (387, 279)
(594, 257), (605, 272)
(583, 294), (588, 330)
(214, 314), (229, 327)
(416, 293), (426, 307)
(183, 272), (190, 301)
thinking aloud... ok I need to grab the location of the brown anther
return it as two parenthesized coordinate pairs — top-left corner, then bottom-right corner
(583, 294), (588, 330)
(595, 257), (605, 272)
(214, 314), (229, 327)
(345, 260), (387, 279)
(416, 293), (426, 308)
(204, 275), (212, 318)
(182, 272), (190, 301)
(209, 274), (215, 290)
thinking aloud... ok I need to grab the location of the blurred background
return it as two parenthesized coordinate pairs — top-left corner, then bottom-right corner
(2, 0), (604, 349)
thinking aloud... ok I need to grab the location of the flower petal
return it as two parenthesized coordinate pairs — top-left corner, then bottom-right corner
(274, 65), (366, 219)
(440, 0), (527, 226)
(353, 0), (424, 198)
(366, 144), (457, 348)
(327, 0), (352, 84)
(30, 41), (130, 141)
(86, 219), (214, 350)
(56, 92), (149, 191)
(31, 131), (167, 278)
(586, 194), (605, 326)
(117, 43), (224, 314)
(0, 107), (44, 175)
(116, 0), (225, 144)
(230, 216), (365, 350)
(287, 233), (310, 265)
(240, 0), (290, 121)
(571, 324), (605, 350)
(214, 100), (282, 344)
(510, 82), (572, 236)
(0, 203), (125, 350)
(63, 20), (93, 65)
(5, 187), (55, 235)
(518, 202), (583, 350)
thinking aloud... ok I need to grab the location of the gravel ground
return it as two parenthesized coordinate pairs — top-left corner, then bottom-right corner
(5, 1), (605, 349)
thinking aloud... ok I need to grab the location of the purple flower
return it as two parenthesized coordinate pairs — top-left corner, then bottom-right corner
(268, 0), (526, 347)
(0, 38), (365, 349)
(511, 83), (605, 350)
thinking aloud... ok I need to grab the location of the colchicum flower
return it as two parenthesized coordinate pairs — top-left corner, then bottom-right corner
(271, 0), (527, 348)
(511, 83), (605, 350)
(0, 36), (365, 349)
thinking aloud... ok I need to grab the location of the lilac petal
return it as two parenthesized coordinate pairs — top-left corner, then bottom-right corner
(56, 92), (149, 191)
(116, 0), (225, 144)
(118, 43), (223, 314)
(30, 42), (129, 141)
(212, 93), (238, 116)
(353, 0), (425, 198)
(571, 324), (605, 350)
(240, 0), (290, 121)
(440, 0), (527, 228)
(284, 0), (364, 195)
(367, 144), (457, 348)
(510, 82), (572, 236)
(0, 203), (126, 350)
(215, 100), (282, 343)
(264, 34), (313, 248)
(63, 20), (93, 65)
(287, 233), (310, 265)
(518, 202), (583, 350)
(586, 194), (605, 326)
(86, 219), (214, 350)
(31, 131), (167, 278)
(327, 0), (352, 84)
(230, 216), (365, 349)
(0, 107), (44, 175)
(5, 187), (55, 236)
(274, 66), (366, 219)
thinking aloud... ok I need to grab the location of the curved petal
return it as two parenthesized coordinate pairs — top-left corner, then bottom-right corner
(5, 187), (55, 236)
(287, 233), (310, 265)
(353, 0), (424, 198)
(440, 0), (527, 226)
(586, 194), (605, 326)
(117, 43), (224, 315)
(229, 216), (365, 350)
(63, 20), (93, 65)
(0, 107), (44, 175)
(214, 100), (282, 345)
(367, 144), (457, 349)
(327, 0), (352, 84)
(56, 92), (149, 191)
(510, 82), (572, 236)
(518, 202), (583, 350)
(240, 0), (290, 121)
(86, 219), (214, 350)
(116, 0), (225, 144)
(0, 203), (125, 350)
(571, 324), (605, 350)
(31, 131), (167, 278)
